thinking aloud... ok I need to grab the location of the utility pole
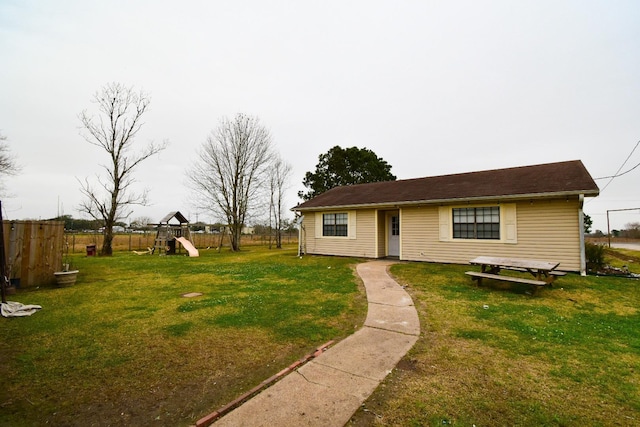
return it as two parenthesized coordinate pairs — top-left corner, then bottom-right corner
(606, 207), (640, 247)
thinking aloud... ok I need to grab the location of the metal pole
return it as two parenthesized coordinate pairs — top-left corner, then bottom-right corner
(607, 210), (611, 248)
(0, 201), (7, 303)
(606, 207), (640, 248)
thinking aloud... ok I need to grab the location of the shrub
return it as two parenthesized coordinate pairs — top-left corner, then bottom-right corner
(585, 242), (605, 272)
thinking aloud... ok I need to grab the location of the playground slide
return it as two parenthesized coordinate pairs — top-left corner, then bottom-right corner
(175, 237), (200, 257)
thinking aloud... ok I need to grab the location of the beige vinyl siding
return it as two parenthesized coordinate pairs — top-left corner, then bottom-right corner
(401, 198), (582, 271)
(303, 209), (378, 258)
(303, 213), (316, 250)
(401, 206), (439, 261)
(376, 210), (386, 257)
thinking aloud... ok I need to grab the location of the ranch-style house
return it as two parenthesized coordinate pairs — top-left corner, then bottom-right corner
(293, 160), (599, 275)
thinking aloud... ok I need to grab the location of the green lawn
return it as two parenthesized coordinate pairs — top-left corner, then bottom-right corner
(3, 245), (639, 427)
(349, 256), (640, 426)
(0, 246), (367, 426)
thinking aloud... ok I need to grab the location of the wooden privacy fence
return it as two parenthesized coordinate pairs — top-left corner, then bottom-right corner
(3, 220), (64, 289)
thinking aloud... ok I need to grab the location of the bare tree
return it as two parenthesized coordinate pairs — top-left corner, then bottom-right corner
(0, 132), (20, 195)
(624, 222), (640, 239)
(189, 114), (273, 251)
(130, 216), (155, 231)
(269, 155), (292, 249)
(78, 83), (167, 255)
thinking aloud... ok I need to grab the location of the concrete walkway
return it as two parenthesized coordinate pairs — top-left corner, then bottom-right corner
(212, 260), (420, 426)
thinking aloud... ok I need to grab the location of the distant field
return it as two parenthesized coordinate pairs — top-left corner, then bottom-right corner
(65, 232), (298, 253)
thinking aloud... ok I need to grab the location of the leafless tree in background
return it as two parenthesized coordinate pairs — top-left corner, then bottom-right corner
(189, 114), (273, 251)
(78, 83), (167, 256)
(624, 222), (640, 239)
(130, 216), (155, 231)
(0, 132), (21, 195)
(269, 155), (292, 249)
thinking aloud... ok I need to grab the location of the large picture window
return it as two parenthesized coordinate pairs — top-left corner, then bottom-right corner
(453, 207), (500, 239)
(323, 213), (348, 236)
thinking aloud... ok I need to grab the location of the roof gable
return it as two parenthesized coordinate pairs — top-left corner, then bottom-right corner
(294, 160), (599, 210)
(158, 211), (189, 224)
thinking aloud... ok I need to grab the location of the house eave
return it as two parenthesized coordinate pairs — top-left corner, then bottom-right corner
(292, 190), (599, 212)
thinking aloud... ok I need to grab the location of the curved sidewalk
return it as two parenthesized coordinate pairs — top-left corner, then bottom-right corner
(212, 260), (420, 426)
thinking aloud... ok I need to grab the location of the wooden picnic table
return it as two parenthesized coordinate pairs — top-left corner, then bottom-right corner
(466, 256), (564, 295)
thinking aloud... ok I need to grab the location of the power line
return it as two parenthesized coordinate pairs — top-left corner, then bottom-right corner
(594, 161), (640, 180)
(594, 139), (640, 193)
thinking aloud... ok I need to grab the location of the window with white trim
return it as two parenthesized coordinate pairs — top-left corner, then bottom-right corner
(452, 206), (500, 239)
(323, 213), (348, 237)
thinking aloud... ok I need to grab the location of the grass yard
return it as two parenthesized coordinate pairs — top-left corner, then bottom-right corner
(349, 250), (640, 426)
(0, 246), (366, 426)
(4, 244), (640, 427)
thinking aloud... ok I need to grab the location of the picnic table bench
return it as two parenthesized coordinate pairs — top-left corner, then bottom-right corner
(465, 256), (563, 295)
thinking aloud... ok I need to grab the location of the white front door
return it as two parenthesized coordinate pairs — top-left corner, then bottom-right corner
(388, 214), (400, 257)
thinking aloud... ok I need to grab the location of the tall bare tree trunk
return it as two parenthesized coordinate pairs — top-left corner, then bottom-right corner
(78, 83), (167, 256)
(269, 156), (292, 249)
(189, 114), (273, 252)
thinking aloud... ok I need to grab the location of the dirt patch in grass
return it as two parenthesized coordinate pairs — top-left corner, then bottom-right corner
(351, 330), (634, 426)
(3, 327), (301, 426)
(605, 248), (640, 264)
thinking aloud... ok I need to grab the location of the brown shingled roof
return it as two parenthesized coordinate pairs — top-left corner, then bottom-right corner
(158, 211), (189, 224)
(294, 160), (599, 210)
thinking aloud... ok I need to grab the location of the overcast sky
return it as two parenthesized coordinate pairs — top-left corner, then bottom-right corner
(1, 0), (639, 232)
